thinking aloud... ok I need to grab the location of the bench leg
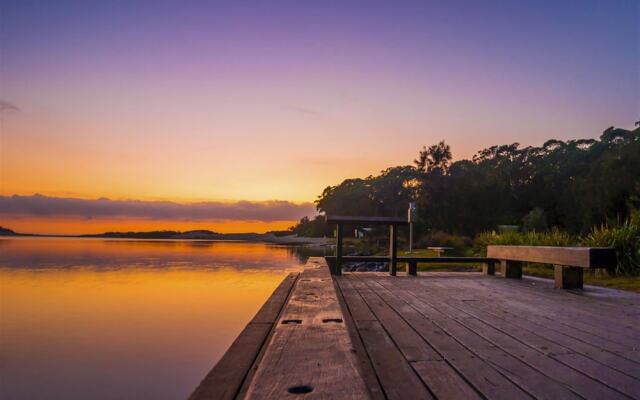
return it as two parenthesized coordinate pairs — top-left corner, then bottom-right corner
(408, 261), (417, 276)
(482, 261), (495, 275)
(501, 260), (522, 279)
(554, 265), (583, 289)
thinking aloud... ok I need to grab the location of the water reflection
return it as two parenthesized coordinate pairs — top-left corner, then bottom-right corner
(0, 237), (326, 400)
(0, 237), (327, 270)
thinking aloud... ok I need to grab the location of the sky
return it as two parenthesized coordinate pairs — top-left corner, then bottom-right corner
(1, 0), (638, 234)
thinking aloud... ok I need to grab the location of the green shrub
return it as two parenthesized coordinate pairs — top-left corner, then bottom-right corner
(580, 217), (640, 275)
(474, 220), (640, 276)
(474, 228), (574, 255)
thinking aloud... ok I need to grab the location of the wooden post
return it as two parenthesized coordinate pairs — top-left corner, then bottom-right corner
(389, 225), (398, 276)
(407, 260), (417, 276)
(554, 265), (583, 289)
(335, 224), (343, 276)
(482, 261), (495, 275)
(501, 260), (522, 279)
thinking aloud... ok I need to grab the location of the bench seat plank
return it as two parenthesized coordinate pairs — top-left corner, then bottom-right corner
(487, 246), (616, 269)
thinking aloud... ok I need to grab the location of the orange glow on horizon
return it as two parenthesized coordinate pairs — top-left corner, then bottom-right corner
(0, 217), (297, 235)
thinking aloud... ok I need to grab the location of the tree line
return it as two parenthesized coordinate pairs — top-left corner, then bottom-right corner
(289, 125), (640, 238)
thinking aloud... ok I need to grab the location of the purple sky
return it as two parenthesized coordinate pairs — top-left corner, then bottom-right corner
(0, 0), (638, 232)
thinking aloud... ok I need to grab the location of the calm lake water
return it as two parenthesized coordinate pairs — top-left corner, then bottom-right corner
(0, 237), (325, 400)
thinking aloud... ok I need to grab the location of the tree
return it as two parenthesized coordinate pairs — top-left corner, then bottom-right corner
(291, 125), (640, 238)
(414, 140), (452, 173)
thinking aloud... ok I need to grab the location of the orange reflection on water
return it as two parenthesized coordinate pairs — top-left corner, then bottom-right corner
(0, 216), (297, 235)
(0, 238), (306, 400)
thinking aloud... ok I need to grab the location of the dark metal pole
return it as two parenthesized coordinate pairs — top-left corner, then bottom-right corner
(335, 223), (343, 276)
(389, 224), (397, 276)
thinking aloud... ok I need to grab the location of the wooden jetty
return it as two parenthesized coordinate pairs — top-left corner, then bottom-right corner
(191, 256), (640, 399)
(191, 215), (638, 399)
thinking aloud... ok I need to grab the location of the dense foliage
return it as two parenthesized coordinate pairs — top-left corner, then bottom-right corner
(580, 217), (640, 275)
(294, 126), (640, 238)
(289, 215), (333, 238)
(475, 216), (640, 275)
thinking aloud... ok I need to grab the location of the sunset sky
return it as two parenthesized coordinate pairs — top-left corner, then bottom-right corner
(1, 0), (638, 234)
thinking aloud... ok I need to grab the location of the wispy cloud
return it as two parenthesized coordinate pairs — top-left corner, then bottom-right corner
(0, 194), (315, 221)
(291, 106), (321, 116)
(0, 100), (20, 113)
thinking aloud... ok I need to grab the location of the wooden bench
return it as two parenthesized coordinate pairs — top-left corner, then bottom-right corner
(426, 246), (453, 257)
(487, 245), (617, 289)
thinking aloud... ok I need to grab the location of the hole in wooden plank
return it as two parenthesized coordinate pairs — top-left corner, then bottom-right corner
(281, 319), (302, 325)
(322, 318), (343, 323)
(287, 385), (313, 394)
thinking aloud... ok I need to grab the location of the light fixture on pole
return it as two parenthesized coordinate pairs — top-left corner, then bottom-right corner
(408, 202), (417, 253)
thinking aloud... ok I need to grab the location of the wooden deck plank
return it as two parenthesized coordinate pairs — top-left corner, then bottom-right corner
(411, 360), (482, 400)
(468, 278), (640, 342)
(407, 277), (640, 378)
(434, 331), (580, 400)
(426, 276), (640, 361)
(409, 275), (639, 355)
(458, 275), (640, 336)
(242, 258), (370, 399)
(446, 306), (631, 399)
(333, 278), (386, 400)
(383, 274), (640, 397)
(350, 275), (532, 399)
(189, 272), (299, 400)
(455, 298), (640, 379)
(337, 276), (434, 399)
(357, 319), (435, 400)
(553, 352), (640, 398)
(348, 277), (441, 362)
(364, 276), (583, 400)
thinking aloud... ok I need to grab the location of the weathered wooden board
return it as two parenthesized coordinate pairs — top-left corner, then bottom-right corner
(443, 305), (629, 399)
(365, 276), (581, 399)
(339, 272), (640, 400)
(333, 279), (385, 400)
(355, 286), (441, 362)
(411, 360), (482, 400)
(356, 319), (435, 399)
(487, 245), (616, 268)
(435, 276), (640, 351)
(189, 272), (299, 400)
(351, 276), (531, 399)
(553, 352), (640, 398)
(242, 258), (370, 399)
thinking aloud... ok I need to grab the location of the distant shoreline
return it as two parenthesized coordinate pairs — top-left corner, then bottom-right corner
(0, 227), (330, 246)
